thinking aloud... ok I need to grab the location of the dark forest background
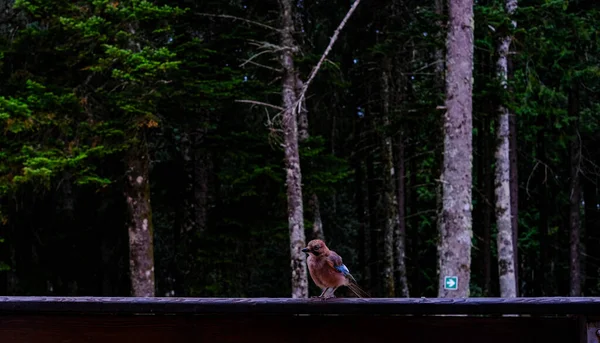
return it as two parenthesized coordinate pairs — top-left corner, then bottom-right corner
(0, 0), (599, 298)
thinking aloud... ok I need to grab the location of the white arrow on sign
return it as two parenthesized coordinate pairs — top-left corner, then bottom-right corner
(446, 278), (456, 287)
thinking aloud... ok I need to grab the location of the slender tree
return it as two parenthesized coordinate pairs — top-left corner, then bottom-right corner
(296, 74), (325, 241)
(380, 58), (396, 297)
(494, 0), (517, 298)
(278, 0), (309, 298)
(568, 85), (581, 297)
(438, 0), (474, 298)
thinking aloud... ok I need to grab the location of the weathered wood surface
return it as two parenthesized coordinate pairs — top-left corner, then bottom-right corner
(0, 315), (579, 343)
(0, 296), (599, 315)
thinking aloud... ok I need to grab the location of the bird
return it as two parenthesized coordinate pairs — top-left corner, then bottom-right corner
(302, 239), (369, 299)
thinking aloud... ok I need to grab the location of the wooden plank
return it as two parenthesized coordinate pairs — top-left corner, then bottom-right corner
(0, 314), (579, 343)
(1, 297), (600, 315)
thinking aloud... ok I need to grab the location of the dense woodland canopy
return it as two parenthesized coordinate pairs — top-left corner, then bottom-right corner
(0, 0), (599, 298)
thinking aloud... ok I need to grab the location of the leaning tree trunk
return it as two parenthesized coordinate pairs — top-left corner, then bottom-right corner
(437, 0), (474, 298)
(124, 139), (155, 297)
(494, 0), (517, 298)
(568, 86), (581, 297)
(279, 0), (308, 298)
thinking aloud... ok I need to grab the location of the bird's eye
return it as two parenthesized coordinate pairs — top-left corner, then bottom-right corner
(314, 245), (321, 250)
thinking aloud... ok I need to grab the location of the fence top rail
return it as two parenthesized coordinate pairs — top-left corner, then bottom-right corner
(0, 297), (599, 315)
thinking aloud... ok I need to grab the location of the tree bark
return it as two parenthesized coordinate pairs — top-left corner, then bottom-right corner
(483, 115), (493, 296)
(438, 0), (474, 298)
(279, 0), (308, 298)
(295, 74), (325, 242)
(193, 135), (210, 236)
(509, 96), (519, 295)
(296, 74), (309, 142)
(394, 136), (410, 297)
(494, 0), (517, 298)
(434, 0), (445, 80)
(6, 220), (19, 295)
(568, 86), (581, 297)
(181, 128), (209, 235)
(536, 125), (549, 296)
(583, 177), (599, 292)
(409, 149), (421, 296)
(354, 154), (370, 286)
(507, 0), (520, 297)
(309, 193), (325, 241)
(380, 59), (396, 297)
(124, 140), (156, 297)
(366, 140), (379, 295)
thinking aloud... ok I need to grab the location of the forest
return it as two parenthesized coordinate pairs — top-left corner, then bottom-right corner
(0, 0), (599, 299)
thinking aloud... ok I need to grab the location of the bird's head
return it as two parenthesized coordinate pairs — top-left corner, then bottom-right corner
(302, 239), (329, 256)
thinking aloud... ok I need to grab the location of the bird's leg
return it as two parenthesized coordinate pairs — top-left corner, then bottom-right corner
(323, 287), (338, 299)
(312, 287), (329, 298)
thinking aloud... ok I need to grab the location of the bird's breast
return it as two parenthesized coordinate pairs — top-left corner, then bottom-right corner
(307, 256), (346, 288)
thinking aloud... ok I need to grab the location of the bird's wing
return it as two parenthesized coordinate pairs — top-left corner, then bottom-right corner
(327, 251), (350, 275)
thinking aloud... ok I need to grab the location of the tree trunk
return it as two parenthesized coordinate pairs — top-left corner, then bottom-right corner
(193, 134), (210, 235)
(409, 149), (421, 295)
(568, 86), (581, 297)
(100, 234), (113, 296)
(507, 0), (520, 297)
(380, 59), (396, 297)
(366, 143), (379, 295)
(483, 115), (493, 296)
(394, 136), (410, 297)
(509, 97), (519, 295)
(437, 0), (474, 298)
(124, 140), (156, 297)
(295, 74), (325, 242)
(494, 0), (517, 297)
(181, 128), (209, 235)
(309, 193), (325, 241)
(434, 0), (445, 80)
(279, 0), (308, 298)
(536, 126), (549, 296)
(583, 177), (599, 293)
(354, 154), (370, 285)
(6, 220), (19, 295)
(296, 74), (309, 142)
(494, 107), (516, 297)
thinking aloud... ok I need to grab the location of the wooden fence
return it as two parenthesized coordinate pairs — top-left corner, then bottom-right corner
(0, 297), (599, 342)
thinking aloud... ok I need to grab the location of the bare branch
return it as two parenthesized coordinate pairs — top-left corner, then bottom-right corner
(235, 99), (284, 111)
(240, 50), (278, 68)
(294, 0), (363, 112)
(240, 59), (282, 72)
(196, 13), (281, 32)
(525, 161), (540, 199)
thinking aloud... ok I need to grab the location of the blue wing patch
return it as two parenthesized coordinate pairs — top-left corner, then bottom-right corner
(335, 264), (350, 275)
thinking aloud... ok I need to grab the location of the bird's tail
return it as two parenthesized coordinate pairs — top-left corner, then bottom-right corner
(345, 273), (370, 298)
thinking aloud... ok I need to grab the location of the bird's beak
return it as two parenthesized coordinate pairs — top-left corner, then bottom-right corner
(302, 248), (309, 253)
